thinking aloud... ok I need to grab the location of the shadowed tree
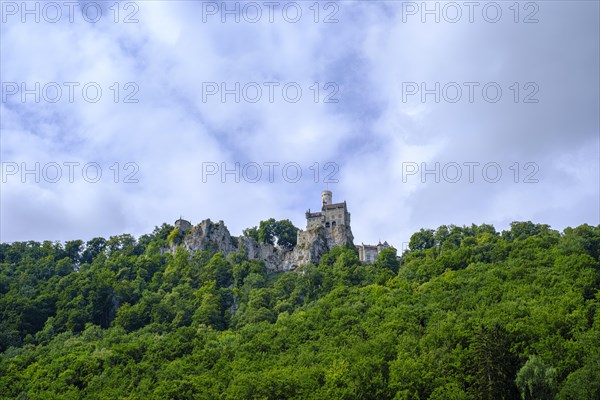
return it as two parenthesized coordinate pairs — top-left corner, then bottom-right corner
(471, 323), (520, 400)
(409, 228), (435, 251)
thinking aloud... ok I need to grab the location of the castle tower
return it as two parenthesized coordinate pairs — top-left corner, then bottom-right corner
(174, 217), (192, 233)
(321, 190), (332, 206)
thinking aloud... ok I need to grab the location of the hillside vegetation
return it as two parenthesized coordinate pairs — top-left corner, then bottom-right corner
(0, 222), (599, 399)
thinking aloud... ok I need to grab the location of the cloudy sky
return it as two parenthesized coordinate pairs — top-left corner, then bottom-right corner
(1, 0), (599, 249)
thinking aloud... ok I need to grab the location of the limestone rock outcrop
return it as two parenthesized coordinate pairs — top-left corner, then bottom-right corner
(176, 219), (237, 256)
(166, 191), (394, 269)
(170, 218), (355, 272)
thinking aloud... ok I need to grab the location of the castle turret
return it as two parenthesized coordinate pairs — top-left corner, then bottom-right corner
(174, 217), (192, 233)
(321, 190), (332, 206)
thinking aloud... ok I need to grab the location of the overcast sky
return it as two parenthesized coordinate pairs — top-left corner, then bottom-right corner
(1, 0), (599, 249)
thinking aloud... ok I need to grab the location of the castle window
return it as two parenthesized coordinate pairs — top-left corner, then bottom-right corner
(325, 222), (330, 228)
(332, 221), (337, 227)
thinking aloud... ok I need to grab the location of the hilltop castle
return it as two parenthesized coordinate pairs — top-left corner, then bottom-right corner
(305, 190), (351, 230)
(172, 191), (392, 269)
(301, 191), (391, 262)
(297, 190), (354, 252)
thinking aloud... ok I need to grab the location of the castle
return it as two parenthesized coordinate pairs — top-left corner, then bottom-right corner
(172, 191), (393, 268)
(302, 191), (392, 263)
(356, 241), (392, 263)
(297, 190), (354, 253)
(305, 190), (351, 231)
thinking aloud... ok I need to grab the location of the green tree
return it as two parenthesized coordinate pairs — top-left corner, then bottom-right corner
(471, 323), (520, 400)
(502, 221), (551, 241)
(81, 237), (106, 264)
(515, 356), (558, 400)
(258, 218), (278, 245)
(374, 247), (400, 274)
(193, 280), (225, 329)
(273, 219), (299, 250)
(409, 228), (435, 251)
(201, 252), (233, 289)
(242, 226), (259, 242)
(64, 240), (83, 263)
(167, 228), (183, 245)
(254, 218), (299, 249)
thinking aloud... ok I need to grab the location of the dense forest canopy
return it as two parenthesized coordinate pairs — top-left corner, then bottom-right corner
(0, 221), (599, 399)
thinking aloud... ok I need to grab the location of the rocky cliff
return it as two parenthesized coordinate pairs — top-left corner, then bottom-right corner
(169, 219), (355, 271)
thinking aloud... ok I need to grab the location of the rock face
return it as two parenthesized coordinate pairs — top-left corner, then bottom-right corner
(295, 223), (354, 263)
(176, 220), (237, 256)
(170, 218), (355, 272)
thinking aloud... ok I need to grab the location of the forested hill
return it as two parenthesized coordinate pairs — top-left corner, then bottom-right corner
(1, 222), (599, 399)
